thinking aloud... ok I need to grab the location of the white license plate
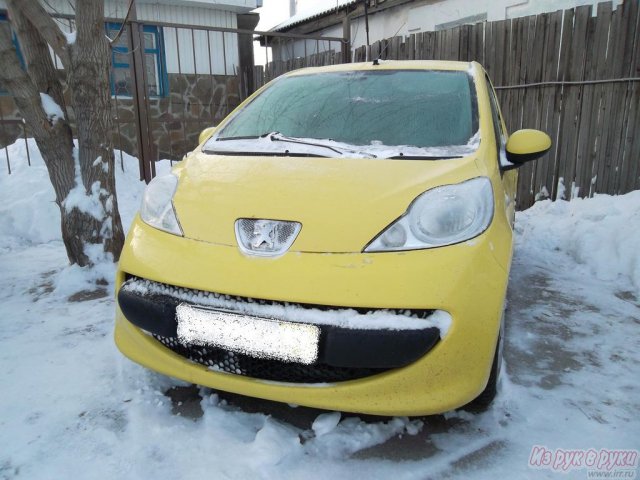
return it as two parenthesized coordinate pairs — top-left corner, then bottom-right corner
(175, 303), (320, 364)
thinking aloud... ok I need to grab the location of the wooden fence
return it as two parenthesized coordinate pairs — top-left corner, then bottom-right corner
(267, 0), (640, 210)
(253, 50), (344, 87)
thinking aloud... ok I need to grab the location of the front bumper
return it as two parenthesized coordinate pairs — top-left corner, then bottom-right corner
(118, 276), (442, 381)
(115, 217), (509, 416)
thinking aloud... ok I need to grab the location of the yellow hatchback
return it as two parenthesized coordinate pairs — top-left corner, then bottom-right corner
(114, 61), (550, 416)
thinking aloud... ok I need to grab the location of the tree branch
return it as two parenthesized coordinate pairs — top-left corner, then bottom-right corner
(109, 0), (135, 46)
(6, 1), (68, 115)
(9, 0), (70, 68)
(0, 24), (50, 139)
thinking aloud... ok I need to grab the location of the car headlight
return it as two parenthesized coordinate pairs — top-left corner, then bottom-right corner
(365, 177), (494, 252)
(140, 173), (183, 236)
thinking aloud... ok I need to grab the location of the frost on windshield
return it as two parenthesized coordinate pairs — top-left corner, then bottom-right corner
(207, 70), (480, 159)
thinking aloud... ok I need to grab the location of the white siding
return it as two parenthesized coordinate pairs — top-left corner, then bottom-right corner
(137, 4), (239, 75)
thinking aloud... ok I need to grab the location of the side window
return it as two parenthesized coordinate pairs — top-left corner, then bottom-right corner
(0, 11), (25, 95)
(106, 23), (167, 98)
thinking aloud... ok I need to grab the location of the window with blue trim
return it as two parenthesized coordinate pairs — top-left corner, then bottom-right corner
(106, 23), (167, 97)
(0, 11), (25, 95)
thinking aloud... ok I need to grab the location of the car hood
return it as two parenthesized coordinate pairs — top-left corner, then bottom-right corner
(172, 152), (485, 253)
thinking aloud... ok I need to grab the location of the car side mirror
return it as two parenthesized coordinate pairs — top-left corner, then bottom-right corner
(199, 126), (217, 145)
(504, 129), (551, 168)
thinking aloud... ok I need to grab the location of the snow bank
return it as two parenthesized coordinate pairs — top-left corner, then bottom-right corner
(0, 138), (171, 251)
(0, 138), (173, 296)
(515, 191), (640, 296)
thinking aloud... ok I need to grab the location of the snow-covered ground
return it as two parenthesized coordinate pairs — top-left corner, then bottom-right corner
(0, 139), (638, 479)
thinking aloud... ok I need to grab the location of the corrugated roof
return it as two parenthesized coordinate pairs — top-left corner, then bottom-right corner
(271, 0), (358, 31)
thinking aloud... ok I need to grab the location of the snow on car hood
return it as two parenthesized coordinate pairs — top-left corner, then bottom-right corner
(172, 151), (483, 253)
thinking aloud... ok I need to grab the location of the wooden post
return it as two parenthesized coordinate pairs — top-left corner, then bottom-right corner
(342, 13), (351, 63)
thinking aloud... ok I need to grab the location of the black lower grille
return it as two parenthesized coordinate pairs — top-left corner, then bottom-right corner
(153, 334), (389, 383)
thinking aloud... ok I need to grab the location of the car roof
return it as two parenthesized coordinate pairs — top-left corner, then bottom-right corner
(284, 60), (476, 77)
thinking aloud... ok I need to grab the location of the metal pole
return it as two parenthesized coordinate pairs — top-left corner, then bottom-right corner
(130, 11), (154, 182)
(23, 121), (30, 166)
(0, 107), (10, 174)
(364, 0), (370, 48)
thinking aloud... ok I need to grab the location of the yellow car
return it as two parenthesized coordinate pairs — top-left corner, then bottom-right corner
(115, 60), (550, 416)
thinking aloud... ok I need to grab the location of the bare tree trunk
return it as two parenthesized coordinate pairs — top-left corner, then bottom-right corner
(67, 0), (125, 261)
(0, 0), (125, 268)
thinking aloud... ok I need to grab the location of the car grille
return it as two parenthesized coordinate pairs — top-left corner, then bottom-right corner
(153, 334), (389, 384)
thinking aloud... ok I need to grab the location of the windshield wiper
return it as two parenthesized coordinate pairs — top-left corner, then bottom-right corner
(268, 133), (344, 155)
(204, 132), (333, 157)
(388, 153), (463, 160)
(214, 132), (279, 142)
(208, 132), (377, 158)
(269, 133), (377, 158)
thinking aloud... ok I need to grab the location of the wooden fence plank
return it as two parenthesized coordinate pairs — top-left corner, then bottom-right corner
(473, 22), (484, 64)
(424, 31), (435, 59)
(541, 11), (564, 199)
(515, 15), (542, 208)
(557, 5), (590, 199)
(532, 12), (557, 201)
(459, 25), (471, 61)
(484, 20), (496, 78)
(595, 3), (625, 193)
(408, 33), (416, 60)
(612, 0), (639, 193)
(573, 12), (598, 199)
(625, 4), (640, 191)
(435, 30), (445, 60)
(550, 8), (575, 198)
(520, 14), (549, 206)
(578, 3), (612, 197)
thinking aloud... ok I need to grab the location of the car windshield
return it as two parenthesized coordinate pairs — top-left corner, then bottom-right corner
(212, 69), (478, 157)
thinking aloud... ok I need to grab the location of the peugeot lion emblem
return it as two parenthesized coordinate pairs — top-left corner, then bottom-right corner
(235, 218), (302, 257)
(251, 220), (277, 249)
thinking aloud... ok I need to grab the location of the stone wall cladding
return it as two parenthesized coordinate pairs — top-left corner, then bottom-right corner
(147, 73), (241, 160)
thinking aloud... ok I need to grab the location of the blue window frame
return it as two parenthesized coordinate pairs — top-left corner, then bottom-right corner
(106, 23), (168, 97)
(0, 11), (25, 95)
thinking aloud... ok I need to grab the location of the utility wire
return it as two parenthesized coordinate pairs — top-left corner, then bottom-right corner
(494, 77), (640, 89)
